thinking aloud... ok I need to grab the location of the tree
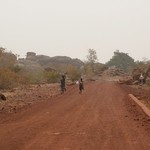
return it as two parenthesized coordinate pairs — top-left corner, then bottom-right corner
(106, 50), (135, 72)
(0, 52), (17, 69)
(0, 47), (17, 69)
(86, 49), (98, 73)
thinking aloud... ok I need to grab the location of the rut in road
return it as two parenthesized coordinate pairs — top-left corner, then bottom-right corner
(0, 81), (150, 150)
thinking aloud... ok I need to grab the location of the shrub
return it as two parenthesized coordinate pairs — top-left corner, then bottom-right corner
(67, 65), (81, 82)
(44, 71), (60, 83)
(0, 68), (21, 89)
(22, 71), (45, 84)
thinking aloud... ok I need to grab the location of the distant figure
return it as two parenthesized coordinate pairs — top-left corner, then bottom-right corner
(60, 78), (65, 94)
(139, 73), (144, 85)
(79, 78), (84, 94)
(60, 74), (66, 94)
(62, 73), (67, 91)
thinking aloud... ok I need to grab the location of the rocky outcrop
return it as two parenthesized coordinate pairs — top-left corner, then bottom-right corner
(17, 52), (84, 72)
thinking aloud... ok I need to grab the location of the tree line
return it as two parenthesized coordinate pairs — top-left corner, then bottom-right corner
(0, 47), (149, 90)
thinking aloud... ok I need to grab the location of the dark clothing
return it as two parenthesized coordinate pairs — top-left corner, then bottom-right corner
(60, 79), (65, 92)
(79, 80), (84, 93)
(139, 74), (144, 85)
(60, 75), (66, 93)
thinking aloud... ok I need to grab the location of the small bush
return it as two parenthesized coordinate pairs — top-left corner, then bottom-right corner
(23, 71), (45, 84)
(67, 65), (81, 82)
(0, 68), (21, 89)
(44, 71), (60, 83)
(146, 79), (150, 86)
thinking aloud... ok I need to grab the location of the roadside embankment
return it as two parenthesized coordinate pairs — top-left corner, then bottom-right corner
(128, 94), (150, 118)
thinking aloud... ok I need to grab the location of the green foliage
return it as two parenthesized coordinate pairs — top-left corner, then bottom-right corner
(44, 71), (60, 83)
(106, 50), (135, 72)
(13, 65), (22, 73)
(85, 48), (98, 75)
(146, 79), (150, 86)
(0, 47), (24, 89)
(0, 68), (22, 89)
(19, 71), (44, 84)
(0, 50), (17, 69)
(53, 64), (68, 73)
(94, 63), (107, 75)
(84, 63), (107, 78)
(132, 60), (150, 81)
(67, 65), (80, 81)
(84, 49), (107, 76)
(87, 49), (98, 64)
(84, 64), (94, 78)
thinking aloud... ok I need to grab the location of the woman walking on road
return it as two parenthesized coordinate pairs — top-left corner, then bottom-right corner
(79, 78), (84, 94)
(60, 74), (66, 94)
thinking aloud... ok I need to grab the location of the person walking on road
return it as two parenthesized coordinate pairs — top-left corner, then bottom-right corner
(79, 78), (84, 94)
(60, 74), (66, 94)
(139, 73), (144, 85)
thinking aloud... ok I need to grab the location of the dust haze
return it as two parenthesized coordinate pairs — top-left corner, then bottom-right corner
(0, 0), (150, 63)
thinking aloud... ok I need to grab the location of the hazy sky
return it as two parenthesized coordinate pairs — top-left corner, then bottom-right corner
(0, 0), (150, 63)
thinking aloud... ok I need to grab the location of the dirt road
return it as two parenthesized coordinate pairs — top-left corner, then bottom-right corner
(0, 81), (150, 150)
